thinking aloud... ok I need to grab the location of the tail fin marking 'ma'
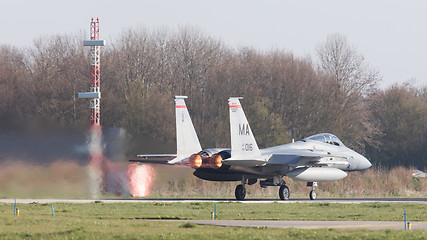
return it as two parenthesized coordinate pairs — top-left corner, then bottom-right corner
(228, 97), (261, 158)
(174, 96), (202, 156)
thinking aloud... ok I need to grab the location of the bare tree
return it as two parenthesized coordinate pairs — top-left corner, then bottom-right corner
(0, 46), (33, 115)
(316, 33), (379, 95)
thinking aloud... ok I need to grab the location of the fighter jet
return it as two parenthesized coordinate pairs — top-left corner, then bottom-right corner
(413, 170), (426, 178)
(131, 96), (372, 200)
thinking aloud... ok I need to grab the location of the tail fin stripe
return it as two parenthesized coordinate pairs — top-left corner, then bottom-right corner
(229, 105), (241, 108)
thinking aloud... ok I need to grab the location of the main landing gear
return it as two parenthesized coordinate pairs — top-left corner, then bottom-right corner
(235, 177), (254, 200)
(234, 176), (290, 201)
(235, 184), (246, 200)
(279, 185), (290, 200)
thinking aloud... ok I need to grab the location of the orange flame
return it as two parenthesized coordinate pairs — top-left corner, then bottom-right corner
(208, 154), (223, 169)
(189, 154), (202, 168)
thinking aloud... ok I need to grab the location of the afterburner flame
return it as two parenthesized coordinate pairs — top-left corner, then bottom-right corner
(188, 153), (224, 169)
(189, 154), (202, 169)
(209, 154), (223, 169)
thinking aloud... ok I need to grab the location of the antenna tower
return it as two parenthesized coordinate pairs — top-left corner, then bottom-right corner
(78, 18), (106, 125)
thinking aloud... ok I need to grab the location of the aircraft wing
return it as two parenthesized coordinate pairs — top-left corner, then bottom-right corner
(129, 154), (195, 167)
(222, 155), (305, 167)
(221, 159), (269, 167)
(129, 154), (177, 164)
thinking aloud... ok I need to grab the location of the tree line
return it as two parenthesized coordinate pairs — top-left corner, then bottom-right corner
(0, 27), (425, 168)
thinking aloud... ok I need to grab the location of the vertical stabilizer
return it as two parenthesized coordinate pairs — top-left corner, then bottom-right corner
(228, 97), (260, 158)
(175, 96), (202, 156)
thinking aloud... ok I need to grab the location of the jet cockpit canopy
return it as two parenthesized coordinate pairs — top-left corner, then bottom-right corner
(304, 133), (345, 147)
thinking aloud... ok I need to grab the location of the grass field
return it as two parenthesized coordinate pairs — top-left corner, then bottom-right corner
(0, 202), (426, 239)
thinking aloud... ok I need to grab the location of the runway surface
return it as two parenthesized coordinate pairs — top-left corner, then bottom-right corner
(1, 197), (426, 204)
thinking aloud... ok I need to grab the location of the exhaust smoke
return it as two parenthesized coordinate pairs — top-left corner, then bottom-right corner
(87, 124), (156, 197)
(0, 115), (156, 198)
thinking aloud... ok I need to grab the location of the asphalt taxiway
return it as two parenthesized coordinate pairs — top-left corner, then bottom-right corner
(1, 198), (427, 204)
(171, 219), (427, 230)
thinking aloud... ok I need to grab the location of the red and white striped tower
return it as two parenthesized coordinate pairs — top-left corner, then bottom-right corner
(79, 18), (105, 126)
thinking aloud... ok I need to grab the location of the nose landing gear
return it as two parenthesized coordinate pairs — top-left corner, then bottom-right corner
(308, 182), (318, 200)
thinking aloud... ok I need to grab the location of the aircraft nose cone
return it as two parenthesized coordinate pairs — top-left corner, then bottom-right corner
(360, 157), (372, 170)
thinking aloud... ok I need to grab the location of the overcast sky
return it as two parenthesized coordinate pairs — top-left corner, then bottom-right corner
(1, 0), (426, 88)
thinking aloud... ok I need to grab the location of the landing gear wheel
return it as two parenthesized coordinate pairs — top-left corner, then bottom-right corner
(309, 190), (317, 200)
(235, 184), (246, 200)
(279, 185), (290, 200)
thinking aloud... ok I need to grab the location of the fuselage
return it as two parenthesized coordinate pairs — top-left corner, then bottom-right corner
(260, 139), (371, 171)
(193, 135), (371, 182)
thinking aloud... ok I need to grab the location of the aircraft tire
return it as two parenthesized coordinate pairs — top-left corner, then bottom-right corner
(279, 185), (290, 200)
(309, 190), (317, 200)
(235, 184), (246, 200)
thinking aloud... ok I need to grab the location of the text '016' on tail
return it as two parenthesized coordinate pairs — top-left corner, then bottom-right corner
(130, 96), (371, 200)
